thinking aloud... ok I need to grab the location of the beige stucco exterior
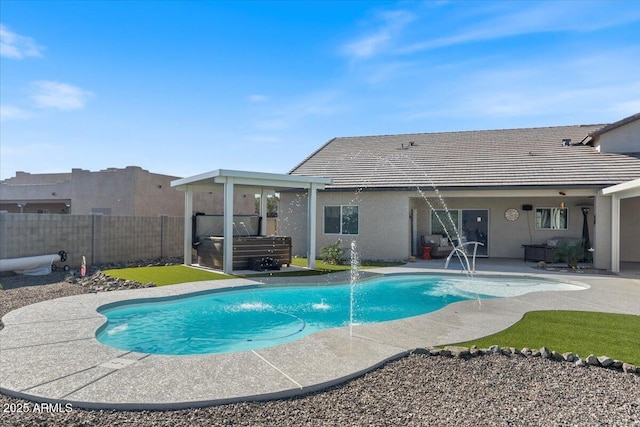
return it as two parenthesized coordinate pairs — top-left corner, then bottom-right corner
(591, 117), (640, 153)
(0, 166), (255, 216)
(620, 197), (640, 262)
(279, 188), (616, 264)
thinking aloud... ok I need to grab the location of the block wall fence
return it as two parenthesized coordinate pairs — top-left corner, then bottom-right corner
(0, 213), (185, 268)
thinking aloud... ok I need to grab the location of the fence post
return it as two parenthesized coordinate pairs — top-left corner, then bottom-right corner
(160, 215), (167, 259)
(0, 211), (7, 259)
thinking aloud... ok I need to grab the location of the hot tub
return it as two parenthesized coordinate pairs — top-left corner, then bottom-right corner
(196, 236), (292, 270)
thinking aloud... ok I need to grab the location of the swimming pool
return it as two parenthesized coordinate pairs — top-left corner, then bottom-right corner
(96, 274), (585, 355)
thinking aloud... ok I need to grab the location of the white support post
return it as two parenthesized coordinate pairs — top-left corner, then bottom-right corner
(260, 189), (269, 236)
(307, 183), (318, 270)
(223, 178), (235, 274)
(611, 193), (620, 273)
(183, 186), (193, 266)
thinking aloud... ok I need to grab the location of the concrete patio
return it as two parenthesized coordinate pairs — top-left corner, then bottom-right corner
(1, 259), (638, 410)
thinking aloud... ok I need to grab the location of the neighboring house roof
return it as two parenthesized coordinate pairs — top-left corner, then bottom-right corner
(289, 124), (640, 190)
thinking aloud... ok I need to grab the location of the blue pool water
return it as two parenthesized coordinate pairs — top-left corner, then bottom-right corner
(96, 274), (583, 355)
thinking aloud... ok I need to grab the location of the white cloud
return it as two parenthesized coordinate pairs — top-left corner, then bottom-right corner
(393, 42), (640, 129)
(0, 104), (31, 121)
(247, 94), (269, 103)
(341, 9), (415, 60)
(30, 81), (93, 111)
(399, 2), (640, 54)
(0, 24), (44, 59)
(256, 90), (345, 131)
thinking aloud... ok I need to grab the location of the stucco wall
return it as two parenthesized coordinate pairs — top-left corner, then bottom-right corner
(596, 119), (640, 153)
(279, 191), (411, 261)
(1, 167), (256, 216)
(593, 195), (612, 270)
(620, 197), (640, 262)
(280, 190), (601, 263)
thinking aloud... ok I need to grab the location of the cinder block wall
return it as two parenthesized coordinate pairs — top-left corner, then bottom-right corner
(0, 212), (184, 268)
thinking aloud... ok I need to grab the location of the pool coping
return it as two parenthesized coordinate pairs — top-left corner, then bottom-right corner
(1, 266), (639, 410)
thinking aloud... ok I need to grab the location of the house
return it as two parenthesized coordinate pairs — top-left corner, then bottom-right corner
(281, 113), (640, 272)
(0, 166), (255, 216)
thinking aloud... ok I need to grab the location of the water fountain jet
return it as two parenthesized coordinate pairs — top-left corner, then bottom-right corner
(349, 240), (360, 338)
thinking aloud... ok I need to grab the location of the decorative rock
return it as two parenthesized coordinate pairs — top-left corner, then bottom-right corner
(574, 357), (587, 367)
(586, 354), (600, 366)
(551, 350), (564, 361)
(597, 356), (614, 367)
(622, 363), (637, 374)
(531, 349), (541, 357)
(488, 345), (501, 354)
(73, 270), (156, 293)
(521, 347), (532, 356)
(469, 346), (480, 357)
(439, 348), (452, 357)
(444, 346), (471, 358)
(540, 347), (552, 359)
(562, 352), (574, 362)
(429, 348), (442, 356)
(611, 360), (623, 369)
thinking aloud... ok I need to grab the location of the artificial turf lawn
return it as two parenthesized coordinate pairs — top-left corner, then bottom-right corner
(103, 265), (229, 286)
(453, 310), (640, 365)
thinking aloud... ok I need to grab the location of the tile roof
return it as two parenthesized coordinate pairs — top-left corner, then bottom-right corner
(289, 124), (640, 190)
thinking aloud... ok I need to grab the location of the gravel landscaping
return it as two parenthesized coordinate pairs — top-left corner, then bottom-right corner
(1, 273), (639, 427)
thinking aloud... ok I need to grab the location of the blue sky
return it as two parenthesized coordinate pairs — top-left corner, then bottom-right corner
(1, 1), (639, 180)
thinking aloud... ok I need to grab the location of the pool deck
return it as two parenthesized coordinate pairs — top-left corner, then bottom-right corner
(1, 259), (639, 410)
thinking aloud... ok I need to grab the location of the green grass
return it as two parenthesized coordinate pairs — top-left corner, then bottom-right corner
(451, 310), (640, 365)
(102, 257), (401, 285)
(103, 265), (229, 286)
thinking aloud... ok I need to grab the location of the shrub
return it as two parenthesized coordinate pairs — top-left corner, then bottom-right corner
(321, 239), (345, 265)
(554, 241), (583, 268)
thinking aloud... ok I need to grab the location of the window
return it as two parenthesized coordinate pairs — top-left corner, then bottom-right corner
(535, 207), (568, 230)
(324, 205), (359, 235)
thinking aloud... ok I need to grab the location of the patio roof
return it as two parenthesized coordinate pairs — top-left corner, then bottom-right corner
(171, 170), (332, 274)
(600, 177), (640, 199)
(171, 169), (332, 192)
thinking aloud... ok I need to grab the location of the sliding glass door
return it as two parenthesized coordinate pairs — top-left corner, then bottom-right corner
(431, 209), (489, 256)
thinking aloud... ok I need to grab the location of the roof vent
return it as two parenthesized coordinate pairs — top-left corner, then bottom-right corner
(399, 141), (417, 150)
(562, 138), (572, 147)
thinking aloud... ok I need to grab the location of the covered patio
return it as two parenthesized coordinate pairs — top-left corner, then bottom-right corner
(600, 178), (640, 273)
(171, 169), (332, 274)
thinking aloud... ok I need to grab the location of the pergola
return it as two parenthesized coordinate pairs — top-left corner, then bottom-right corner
(600, 178), (640, 273)
(171, 169), (332, 274)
